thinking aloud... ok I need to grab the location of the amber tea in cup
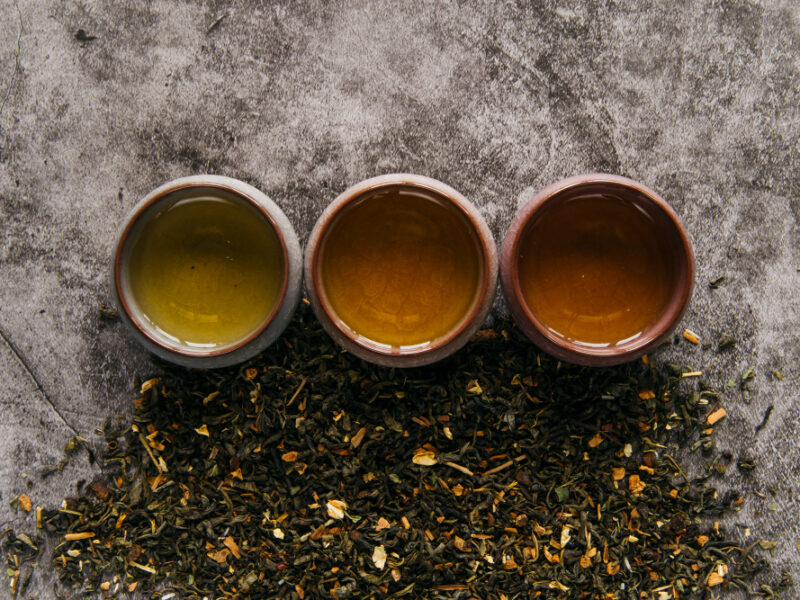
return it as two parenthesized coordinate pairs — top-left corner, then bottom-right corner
(518, 194), (672, 345)
(306, 174), (497, 367)
(501, 174), (694, 366)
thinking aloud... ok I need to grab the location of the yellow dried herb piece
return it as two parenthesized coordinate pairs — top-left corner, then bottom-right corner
(326, 499), (347, 520)
(466, 380), (483, 395)
(140, 378), (160, 393)
(683, 329), (700, 344)
(372, 545), (387, 569)
(223, 536), (241, 559)
(64, 531), (95, 541)
(706, 408), (727, 425)
(17, 493), (32, 512)
(503, 556), (519, 570)
(207, 548), (230, 563)
(543, 545), (560, 564)
(350, 427), (367, 448)
(629, 474), (646, 495)
(412, 448), (438, 466)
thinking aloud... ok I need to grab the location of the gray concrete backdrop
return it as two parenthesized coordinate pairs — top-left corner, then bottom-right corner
(0, 0), (798, 596)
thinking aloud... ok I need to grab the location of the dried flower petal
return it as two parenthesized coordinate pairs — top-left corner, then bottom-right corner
(208, 548), (230, 563)
(223, 536), (241, 559)
(326, 499), (347, 520)
(372, 545), (387, 569)
(350, 427), (367, 448)
(412, 448), (438, 466)
(17, 493), (32, 512)
(588, 433), (604, 448)
(629, 474), (646, 495)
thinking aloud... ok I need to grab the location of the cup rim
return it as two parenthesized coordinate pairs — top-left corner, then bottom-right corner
(500, 173), (695, 366)
(114, 177), (291, 358)
(305, 174), (498, 366)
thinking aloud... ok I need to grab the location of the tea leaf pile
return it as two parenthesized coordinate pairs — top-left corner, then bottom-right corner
(6, 306), (789, 599)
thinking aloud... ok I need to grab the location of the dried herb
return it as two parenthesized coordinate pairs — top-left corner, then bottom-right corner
(717, 335), (737, 352)
(73, 29), (97, 42)
(7, 306), (787, 598)
(2, 529), (41, 598)
(755, 405), (773, 434)
(98, 303), (120, 322)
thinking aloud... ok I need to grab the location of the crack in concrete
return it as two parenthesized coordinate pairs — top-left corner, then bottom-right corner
(0, 323), (80, 436)
(0, 0), (23, 124)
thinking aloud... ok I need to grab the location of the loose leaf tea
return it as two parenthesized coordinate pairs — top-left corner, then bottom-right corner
(8, 306), (786, 599)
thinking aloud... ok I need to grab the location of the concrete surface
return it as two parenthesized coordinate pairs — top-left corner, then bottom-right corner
(0, 0), (798, 595)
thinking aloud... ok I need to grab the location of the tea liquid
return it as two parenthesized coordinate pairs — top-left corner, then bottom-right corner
(127, 195), (284, 348)
(319, 187), (483, 348)
(517, 194), (673, 346)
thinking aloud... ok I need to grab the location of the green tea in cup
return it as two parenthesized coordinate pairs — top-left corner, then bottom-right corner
(113, 176), (302, 368)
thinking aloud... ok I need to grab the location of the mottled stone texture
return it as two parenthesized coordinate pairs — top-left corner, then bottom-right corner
(0, 0), (798, 593)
